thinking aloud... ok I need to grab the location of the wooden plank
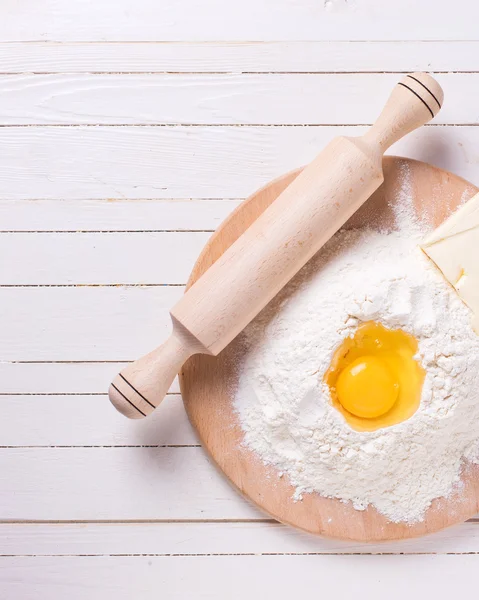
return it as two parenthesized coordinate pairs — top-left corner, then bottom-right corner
(0, 447), (261, 520)
(0, 72), (474, 126)
(1, 125), (479, 200)
(0, 555), (476, 600)
(0, 0), (477, 41)
(0, 394), (198, 447)
(0, 199), (240, 232)
(0, 124), (328, 200)
(0, 286), (183, 361)
(2, 521), (479, 555)
(2, 41), (479, 74)
(0, 232), (211, 285)
(0, 362), (181, 395)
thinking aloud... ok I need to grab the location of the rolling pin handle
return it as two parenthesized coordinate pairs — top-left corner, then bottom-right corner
(363, 72), (444, 152)
(109, 325), (195, 419)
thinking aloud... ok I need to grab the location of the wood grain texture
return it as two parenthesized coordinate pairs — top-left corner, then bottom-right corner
(0, 363), (180, 395)
(0, 0), (477, 41)
(0, 72), (476, 126)
(0, 232), (211, 285)
(1, 555), (478, 600)
(0, 199), (239, 232)
(0, 394), (197, 447)
(181, 157), (479, 541)
(2, 41), (479, 74)
(2, 125), (479, 200)
(0, 447), (262, 520)
(0, 287), (182, 361)
(4, 521), (479, 556)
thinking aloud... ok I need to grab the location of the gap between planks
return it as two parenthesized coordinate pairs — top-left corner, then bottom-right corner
(1, 123), (479, 127)
(0, 284), (185, 288)
(6, 360), (130, 364)
(7, 40), (479, 43)
(0, 517), (476, 524)
(0, 391), (177, 396)
(0, 519), (274, 524)
(0, 440), (197, 449)
(4, 71), (479, 75)
(0, 230), (215, 233)
(0, 392), (143, 395)
(4, 552), (479, 557)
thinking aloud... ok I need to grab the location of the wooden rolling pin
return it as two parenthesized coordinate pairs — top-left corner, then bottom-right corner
(110, 72), (443, 419)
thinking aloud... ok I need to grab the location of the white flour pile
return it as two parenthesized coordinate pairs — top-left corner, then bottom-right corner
(234, 174), (479, 524)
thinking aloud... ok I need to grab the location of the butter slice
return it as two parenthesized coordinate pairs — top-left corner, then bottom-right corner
(421, 192), (479, 334)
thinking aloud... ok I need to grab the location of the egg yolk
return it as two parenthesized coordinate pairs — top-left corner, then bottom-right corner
(325, 322), (425, 431)
(336, 355), (399, 419)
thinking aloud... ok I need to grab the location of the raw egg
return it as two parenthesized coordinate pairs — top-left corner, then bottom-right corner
(325, 322), (425, 431)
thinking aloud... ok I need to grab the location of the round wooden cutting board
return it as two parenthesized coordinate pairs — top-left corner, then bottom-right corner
(180, 156), (479, 542)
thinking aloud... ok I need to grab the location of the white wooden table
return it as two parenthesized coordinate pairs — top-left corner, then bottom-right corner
(2, 2), (479, 597)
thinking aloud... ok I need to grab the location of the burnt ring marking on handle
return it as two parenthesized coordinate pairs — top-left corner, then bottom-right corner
(119, 373), (156, 410)
(111, 382), (147, 417)
(407, 74), (442, 109)
(397, 82), (434, 119)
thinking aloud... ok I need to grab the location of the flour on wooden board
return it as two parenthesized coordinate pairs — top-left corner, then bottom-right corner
(234, 165), (479, 523)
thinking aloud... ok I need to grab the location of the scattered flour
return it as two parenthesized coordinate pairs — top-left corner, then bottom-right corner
(234, 175), (479, 524)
